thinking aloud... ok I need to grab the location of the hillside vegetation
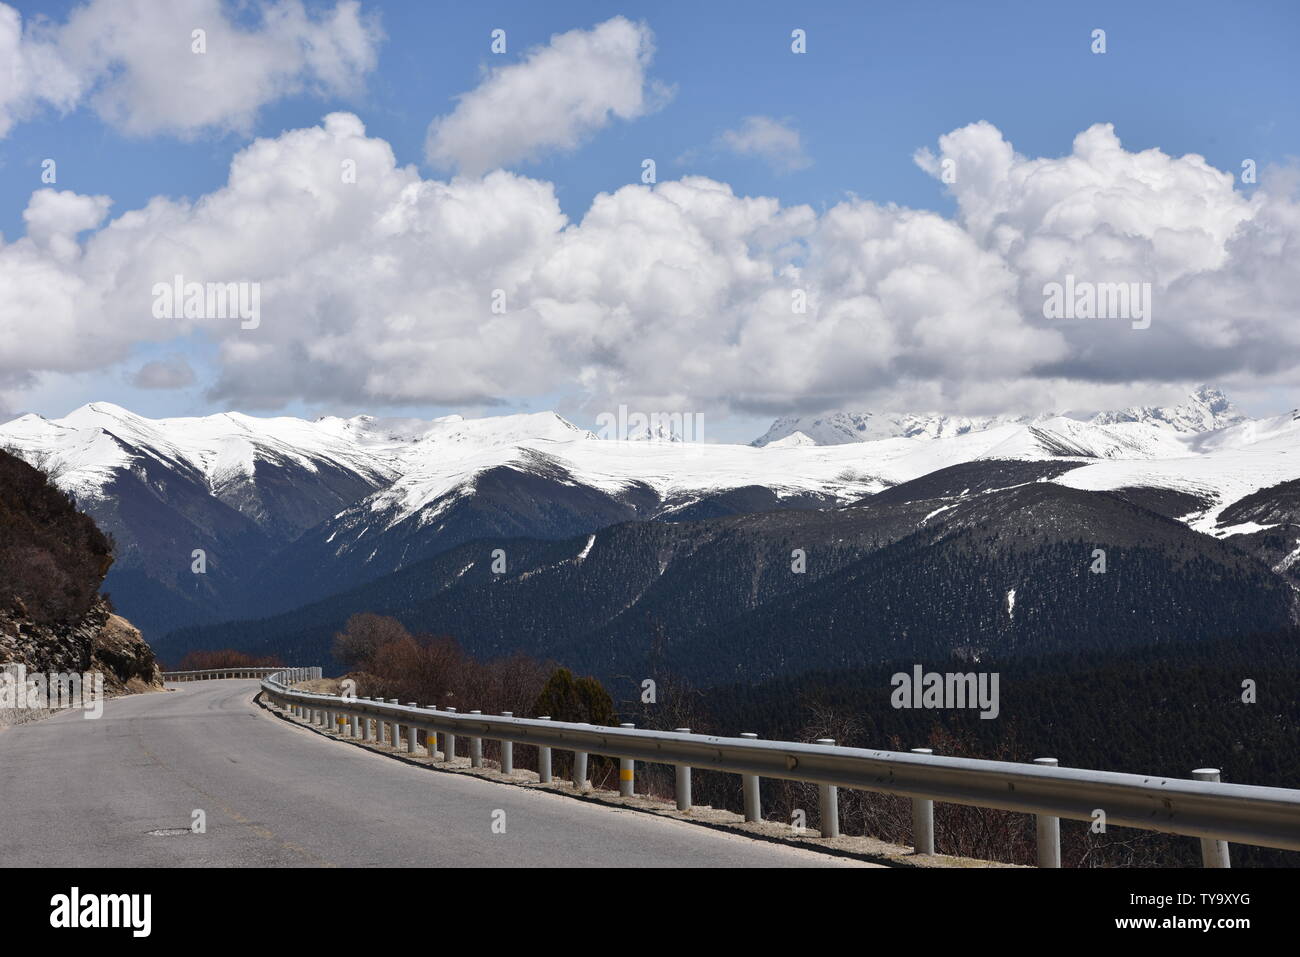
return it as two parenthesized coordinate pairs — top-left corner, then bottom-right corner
(0, 448), (161, 690)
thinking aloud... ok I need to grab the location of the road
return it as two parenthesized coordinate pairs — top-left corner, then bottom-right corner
(0, 680), (869, 867)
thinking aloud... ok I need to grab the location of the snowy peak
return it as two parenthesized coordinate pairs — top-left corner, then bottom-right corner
(752, 410), (1034, 447)
(626, 422), (683, 442)
(1088, 386), (1247, 434)
(754, 387), (1247, 447)
(0, 405), (608, 515)
(763, 430), (816, 448)
(978, 417), (1190, 461)
(413, 410), (595, 447)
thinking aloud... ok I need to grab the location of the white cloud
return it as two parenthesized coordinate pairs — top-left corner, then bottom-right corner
(1, 114), (1297, 419)
(21, 189), (111, 259)
(130, 355), (196, 389)
(0, 0), (380, 139)
(913, 121), (1293, 388)
(716, 116), (811, 173)
(424, 16), (669, 176)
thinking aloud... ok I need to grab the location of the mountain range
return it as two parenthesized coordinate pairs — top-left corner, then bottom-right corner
(3, 386), (1298, 679)
(750, 386), (1247, 446)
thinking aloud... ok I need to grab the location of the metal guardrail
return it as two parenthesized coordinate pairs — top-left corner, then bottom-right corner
(254, 669), (1300, 868)
(164, 667), (321, 682)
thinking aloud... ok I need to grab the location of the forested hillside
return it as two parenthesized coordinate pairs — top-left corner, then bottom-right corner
(686, 627), (1300, 867)
(164, 467), (1294, 685)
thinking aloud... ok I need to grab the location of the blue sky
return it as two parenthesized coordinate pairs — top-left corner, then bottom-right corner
(8, 0), (1296, 232)
(2, 0), (1299, 440)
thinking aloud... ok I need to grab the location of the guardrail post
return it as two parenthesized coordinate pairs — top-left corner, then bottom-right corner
(500, 712), (514, 775)
(619, 723), (636, 797)
(469, 711), (484, 767)
(674, 728), (692, 811)
(406, 704), (418, 753)
(537, 716), (553, 783)
(815, 739), (840, 838)
(1192, 769), (1232, 868)
(363, 700), (374, 742)
(911, 748), (935, 855)
(349, 712), (359, 738)
(1034, 757), (1061, 867)
(573, 724), (588, 791)
(387, 699), (399, 748)
(741, 733), (761, 822)
(424, 705), (437, 758)
(444, 708), (457, 764)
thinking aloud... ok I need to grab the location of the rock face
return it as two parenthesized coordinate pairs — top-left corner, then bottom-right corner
(1, 596), (108, 675)
(1, 596), (162, 695)
(91, 612), (164, 694)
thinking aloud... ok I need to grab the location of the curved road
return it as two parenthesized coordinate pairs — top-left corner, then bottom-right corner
(0, 680), (866, 868)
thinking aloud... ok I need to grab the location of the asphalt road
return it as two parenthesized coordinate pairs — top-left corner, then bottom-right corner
(0, 680), (868, 868)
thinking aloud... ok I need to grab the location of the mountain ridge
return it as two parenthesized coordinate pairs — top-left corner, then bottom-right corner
(164, 459), (1296, 683)
(750, 385), (1248, 447)
(4, 387), (1297, 642)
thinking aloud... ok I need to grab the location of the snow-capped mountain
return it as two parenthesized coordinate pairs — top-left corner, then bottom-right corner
(0, 402), (405, 635)
(171, 454), (1299, 685)
(0, 402), (595, 526)
(1088, 386), (1247, 433)
(751, 386), (1245, 447)
(0, 402), (892, 630)
(752, 410), (1037, 447)
(4, 386), (1299, 642)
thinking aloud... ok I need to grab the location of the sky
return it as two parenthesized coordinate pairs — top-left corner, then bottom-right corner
(1, 0), (1298, 443)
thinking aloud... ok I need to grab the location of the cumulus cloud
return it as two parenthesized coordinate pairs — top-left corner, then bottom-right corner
(129, 355), (196, 390)
(21, 189), (112, 259)
(424, 16), (669, 176)
(1, 114), (1296, 418)
(716, 116), (811, 173)
(914, 121), (1290, 388)
(0, 0), (380, 138)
